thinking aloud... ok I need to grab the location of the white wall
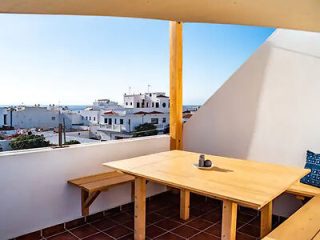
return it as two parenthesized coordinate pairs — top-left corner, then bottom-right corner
(0, 135), (169, 240)
(183, 29), (320, 216)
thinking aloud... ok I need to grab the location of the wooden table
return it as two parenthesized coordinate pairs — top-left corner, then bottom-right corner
(103, 150), (309, 240)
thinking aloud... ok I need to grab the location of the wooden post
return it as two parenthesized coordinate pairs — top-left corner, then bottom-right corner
(134, 177), (146, 240)
(222, 200), (237, 240)
(180, 189), (190, 220)
(260, 201), (272, 238)
(169, 21), (183, 150)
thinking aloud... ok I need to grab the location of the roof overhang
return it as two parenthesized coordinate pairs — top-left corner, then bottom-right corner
(0, 0), (319, 32)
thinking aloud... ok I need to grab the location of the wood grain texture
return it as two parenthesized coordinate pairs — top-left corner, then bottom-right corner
(222, 200), (237, 240)
(104, 150), (310, 209)
(180, 189), (190, 220)
(260, 201), (272, 238)
(68, 171), (134, 193)
(262, 196), (320, 240)
(170, 21), (183, 150)
(134, 177), (146, 240)
(286, 181), (320, 198)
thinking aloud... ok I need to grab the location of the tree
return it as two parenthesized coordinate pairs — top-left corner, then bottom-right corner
(133, 123), (158, 137)
(64, 140), (80, 145)
(10, 134), (50, 150)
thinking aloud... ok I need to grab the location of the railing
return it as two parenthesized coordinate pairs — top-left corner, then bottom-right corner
(0, 135), (170, 240)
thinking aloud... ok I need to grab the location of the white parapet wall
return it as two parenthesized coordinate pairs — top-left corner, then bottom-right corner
(183, 29), (320, 217)
(0, 135), (169, 240)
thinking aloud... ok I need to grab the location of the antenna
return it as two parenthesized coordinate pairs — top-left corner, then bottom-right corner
(147, 84), (151, 93)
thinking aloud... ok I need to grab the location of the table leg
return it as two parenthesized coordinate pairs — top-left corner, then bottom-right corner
(260, 201), (272, 238)
(180, 189), (190, 220)
(222, 200), (237, 240)
(134, 177), (146, 240)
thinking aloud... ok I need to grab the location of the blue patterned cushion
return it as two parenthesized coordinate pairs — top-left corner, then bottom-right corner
(300, 150), (320, 188)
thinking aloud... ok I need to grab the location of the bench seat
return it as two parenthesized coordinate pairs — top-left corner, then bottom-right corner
(286, 181), (320, 198)
(263, 196), (320, 240)
(68, 171), (135, 216)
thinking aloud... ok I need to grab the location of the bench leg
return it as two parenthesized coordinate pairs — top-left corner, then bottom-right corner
(260, 201), (272, 238)
(222, 200), (237, 240)
(81, 189), (89, 216)
(180, 189), (190, 220)
(134, 177), (146, 240)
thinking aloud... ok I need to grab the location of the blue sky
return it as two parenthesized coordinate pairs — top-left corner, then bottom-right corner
(0, 14), (274, 106)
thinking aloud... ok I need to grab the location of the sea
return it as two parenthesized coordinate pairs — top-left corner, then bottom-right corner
(1, 105), (200, 111)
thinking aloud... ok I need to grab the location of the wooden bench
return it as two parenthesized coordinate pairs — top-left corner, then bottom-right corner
(286, 181), (320, 199)
(263, 195), (320, 240)
(68, 171), (135, 216)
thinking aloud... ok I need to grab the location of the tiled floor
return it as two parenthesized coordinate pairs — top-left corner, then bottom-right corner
(16, 192), (285, 240)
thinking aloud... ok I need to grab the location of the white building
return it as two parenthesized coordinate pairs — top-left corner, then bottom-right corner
(0, 107), (11, 127)
(10, 106), (72, 130)
(90, 92), (170, 140)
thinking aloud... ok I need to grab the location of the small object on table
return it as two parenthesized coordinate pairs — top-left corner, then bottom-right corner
(199, 154), (205, 167)
(204, 159), (212, 167)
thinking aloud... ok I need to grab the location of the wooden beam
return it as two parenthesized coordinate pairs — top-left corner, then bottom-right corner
(180, 189), (190, 220)
(260, 201), (273, 238)
(134, 177), (146, 240)
(222, 200), (237, 240)
(170, 21), (183, 150)
(0, 1), (319, 32)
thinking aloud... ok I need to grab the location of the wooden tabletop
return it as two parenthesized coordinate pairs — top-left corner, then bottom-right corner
(104, 150), (309, 209)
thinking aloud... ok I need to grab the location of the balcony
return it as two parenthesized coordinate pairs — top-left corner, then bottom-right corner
(0, 1), (320, 240)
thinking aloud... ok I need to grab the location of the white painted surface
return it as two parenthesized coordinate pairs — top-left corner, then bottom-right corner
(183, 29), (320, 216)
(0, 135), (169, 239)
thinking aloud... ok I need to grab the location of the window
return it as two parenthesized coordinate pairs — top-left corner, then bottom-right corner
(137, 102), (140, 108)
(89, 117), (91, 121)
(152, 103), (154, 107)
(104, 118), (108, 124)
(146, 102), (149, 108)
(81, 116), (84, 120)
(156, 102), (159, 108)
(108, 119), (112, 125)
(114, 119), (117, 124)
(126, 102), (128, 105)
(162, 102), (166, 108)
(162, 118), (166, 123)
(3, 115), (7, 125)
(130, 102), (133, 106)
(93, 117), (96, 121)
(51, 117), (56, 121)
(120, 119), (124, 125)
(128, 119), (131, 124)
(86, 116), (88, 120)
(151, 118), (158, 124)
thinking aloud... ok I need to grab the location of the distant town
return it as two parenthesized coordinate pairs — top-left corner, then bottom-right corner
(0, 92), (200, 152)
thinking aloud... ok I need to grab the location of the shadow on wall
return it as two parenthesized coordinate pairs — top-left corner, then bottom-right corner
(183, 42), (272, 159)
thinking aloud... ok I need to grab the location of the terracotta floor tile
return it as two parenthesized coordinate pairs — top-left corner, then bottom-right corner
(154, 232), (184, 240)
(43, 224), (65, 237)
(146, 213), (163, 225)
(146, 225), (166, 239)
(171, 225), (199, 238)
(104, 225), (132, 239)
(190, 232), (220, 240)
(155, 219), (182, 231)
(117, 233), (134, 240)
(111, 212), (133, 224)
(82, 232), (114, 240)
(238, 224), (260, 238)
(90, 218), (117, 231)
(70, 224), (99, 238)
(186, 218), (213, 230)
(204, 222), (221, 237)
(16, 230), (42, 240)
(47, 232), (78, 240)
